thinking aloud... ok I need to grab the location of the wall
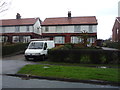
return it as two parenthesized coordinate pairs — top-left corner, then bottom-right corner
(33, 19), (41, 35)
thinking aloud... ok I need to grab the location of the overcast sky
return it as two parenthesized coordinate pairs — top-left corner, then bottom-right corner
(0, 0), (120, 40)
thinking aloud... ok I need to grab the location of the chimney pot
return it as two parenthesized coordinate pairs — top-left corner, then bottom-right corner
(16, 13), (21, 19)
(68, 11), (71, 19)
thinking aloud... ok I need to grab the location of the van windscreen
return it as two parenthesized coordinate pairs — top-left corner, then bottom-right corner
(28, 42), (43, 49)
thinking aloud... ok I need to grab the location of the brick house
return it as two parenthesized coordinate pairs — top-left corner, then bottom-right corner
(41, 11), (98, 46)
(0, 13), (42, 43)
(112, 17), (120, 42)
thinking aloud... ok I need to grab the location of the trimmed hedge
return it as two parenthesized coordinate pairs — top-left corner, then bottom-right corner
(48, 49), (120, 64)
(104, 42), (120, 50)
(2, 43), (29, 56)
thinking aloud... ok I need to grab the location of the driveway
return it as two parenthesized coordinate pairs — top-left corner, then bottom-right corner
(2, 54), (36, 74)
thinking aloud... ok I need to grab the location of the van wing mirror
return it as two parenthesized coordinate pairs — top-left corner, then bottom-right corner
(44, 43), (47, 50)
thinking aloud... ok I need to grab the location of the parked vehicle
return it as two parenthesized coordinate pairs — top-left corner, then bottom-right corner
(24, 40), (55, 60)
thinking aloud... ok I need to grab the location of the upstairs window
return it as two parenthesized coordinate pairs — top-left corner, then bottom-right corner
(74, 26), (81, 33)
(89, 25), (93, 33)
(15, 26), (20, 33)
(45, 26), (49, 32)
(26, 26), (29, 32)
(56, 26), (62, 33)
(2, 27), (5, 33)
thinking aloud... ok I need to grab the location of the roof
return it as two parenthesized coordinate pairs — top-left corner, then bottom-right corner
(0, 18), (40, 26)
(41, 16), (98, 26)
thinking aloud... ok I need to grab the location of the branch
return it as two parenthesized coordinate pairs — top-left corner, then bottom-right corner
(0, 0), (12, 14)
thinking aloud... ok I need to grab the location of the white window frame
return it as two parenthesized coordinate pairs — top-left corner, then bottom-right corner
(26, 26), (30, 32)
(12, 36), (20, 43)
(54, 36), (65, 44)
(45, 26), (49, 32)
(89, 25), (93, 33)
(71, 36), (82, 44)
(0, 36), (8, 42)
(74, 26), (81, 33)
(15, 26), (20, 33)
(56, 26), (62, 33)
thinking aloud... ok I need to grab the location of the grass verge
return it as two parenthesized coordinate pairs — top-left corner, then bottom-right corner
(38, 61), (120, 67)
(17, 64), (120, 82)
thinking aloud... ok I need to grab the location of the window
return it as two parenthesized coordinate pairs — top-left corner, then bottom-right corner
(12, 36), (19, 43)
(0, 36), (8, 42)
(89, 25), (93, 33)
(56, 26), (62, 33)
(71, 36), (82, 43)
(20, 36), (31, 43)
(74, 26), (81, 33)
(54, 36), (65, 44)
(2, 27), (5, 33)
(26, 26), (29, 32)
(45, 26), (49, 32)
(87, 37), (95, 43)
(28, 42), (43, 49)
(15, 26), (20, 32)
(12, 36), (31, 43)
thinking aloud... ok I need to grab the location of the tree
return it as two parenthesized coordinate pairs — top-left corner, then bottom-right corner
(0, 0), (11, 14)
(78, 30), (89, 47)
(81, 30), (89, 47)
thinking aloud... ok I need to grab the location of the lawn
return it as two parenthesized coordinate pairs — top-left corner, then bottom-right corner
(17, 64), (120, 82)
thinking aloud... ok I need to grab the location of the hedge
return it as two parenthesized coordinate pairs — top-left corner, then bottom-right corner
(104, 42), (120, 50)
(2, 43), (29, 56)
(48, 49), (120, 64)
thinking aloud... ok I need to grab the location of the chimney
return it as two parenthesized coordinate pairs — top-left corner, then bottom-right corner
(16, 13), (21, 19)
(68, 11), (71, 19)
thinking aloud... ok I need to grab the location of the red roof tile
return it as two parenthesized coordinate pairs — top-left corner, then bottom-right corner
(41, 16), (98, 26)
(0, 18), (39, 26)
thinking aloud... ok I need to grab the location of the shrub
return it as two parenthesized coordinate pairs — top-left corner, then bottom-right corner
(104, 41), (120, 49)
(48, 49), (120, 64)
(80, 55), (91, 64)
(2, 43), (29, 56)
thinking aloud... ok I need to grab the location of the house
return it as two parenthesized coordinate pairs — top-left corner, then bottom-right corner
(112, 17), (120, 42)
(0, 13), (42, 43)
(41, 11), (98, 46)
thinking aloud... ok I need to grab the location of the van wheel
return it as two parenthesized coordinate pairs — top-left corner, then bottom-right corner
(25, 57), (29, 61)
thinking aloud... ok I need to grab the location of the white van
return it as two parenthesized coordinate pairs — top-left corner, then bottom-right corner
(24, 40), (55, 60)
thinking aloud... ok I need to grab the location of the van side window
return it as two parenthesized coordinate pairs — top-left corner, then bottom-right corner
(44, 43), (47, 50)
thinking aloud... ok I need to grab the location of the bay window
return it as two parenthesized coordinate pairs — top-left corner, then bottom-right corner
(54, 36), (65, 44)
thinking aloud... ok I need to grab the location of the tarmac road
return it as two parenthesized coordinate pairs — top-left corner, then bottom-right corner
(1, 54), (120, 88)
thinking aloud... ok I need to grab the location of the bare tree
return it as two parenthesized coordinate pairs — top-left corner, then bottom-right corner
(0, 0), (11, 14)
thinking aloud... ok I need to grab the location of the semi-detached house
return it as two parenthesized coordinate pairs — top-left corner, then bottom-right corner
(0, 13), (41, 43)
(41, 12), (98, 46)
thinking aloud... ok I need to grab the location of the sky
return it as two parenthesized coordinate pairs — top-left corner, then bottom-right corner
(0, 0), (120, 40)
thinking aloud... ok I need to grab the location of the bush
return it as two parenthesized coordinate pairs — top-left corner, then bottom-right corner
(48, 49), (120, 64)
(104, 41), (120, 49)
(2, 43), (29, 56)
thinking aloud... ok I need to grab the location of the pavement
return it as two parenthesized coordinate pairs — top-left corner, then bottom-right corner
(102, 47), (119, 51)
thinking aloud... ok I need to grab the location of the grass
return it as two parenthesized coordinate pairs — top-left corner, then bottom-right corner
(17, 64), (120, 82)
(38, 61), (120, 67)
